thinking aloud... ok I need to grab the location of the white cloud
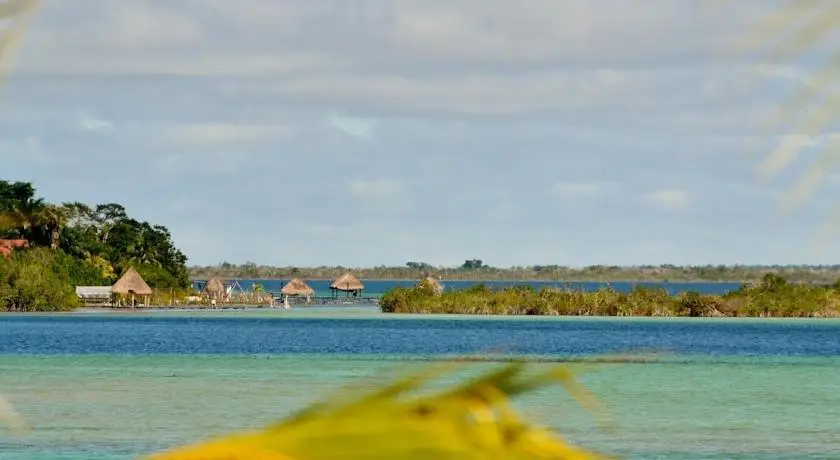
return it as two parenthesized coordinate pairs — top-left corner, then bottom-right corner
(77, 111), (113, 132)
(10, 1), (782, 125)
(152, 151), (253, 176)
(6, 0), (837, 266)
(348, 179), (403, 198)
(165, 123), (295, 147)
(550, 181), (611, 198)
(16, 1), (770, 74)
(100, 1), (205, 49)
(346, 178), (411, 215)
(248, 69), (683, 116)
(642, 189), (688, 211)
(327, 112), (378, 139)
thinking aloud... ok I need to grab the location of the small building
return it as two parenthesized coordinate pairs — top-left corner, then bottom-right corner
(75, 286), (113, 306)
(281, 278), (315, 298)
(111, 266), (153, 307)
(0, 239), (28, 258)
(330, 273), (364, 298)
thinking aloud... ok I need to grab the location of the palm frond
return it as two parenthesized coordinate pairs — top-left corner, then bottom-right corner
(0, 0), (39, 80)
(145, 362), (614, 460)
(725, 1), (840, 241)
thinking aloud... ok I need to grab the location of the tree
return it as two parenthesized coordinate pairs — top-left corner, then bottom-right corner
(461, 259), (484, 270)
(406, 261), (432, 271)
(93, 203), (127, 244)
(241, 261), (260, 278)
(0, 180), (45, 238)
(104, 218), (189, 288)
(32, 204), (68, 250)
(62, 201), (94, 228)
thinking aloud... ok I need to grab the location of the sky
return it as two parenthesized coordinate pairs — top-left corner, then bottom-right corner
(1, 0), (839, 267)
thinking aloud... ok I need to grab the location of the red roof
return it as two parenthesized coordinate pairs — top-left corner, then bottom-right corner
(0, 239), (28, 257)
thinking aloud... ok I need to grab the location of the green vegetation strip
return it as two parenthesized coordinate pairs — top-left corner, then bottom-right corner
(380, 274), (840, 318)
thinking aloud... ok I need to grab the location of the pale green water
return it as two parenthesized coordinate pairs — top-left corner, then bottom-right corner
(2, 354), (839, 459)
(2, 312), (840, 459)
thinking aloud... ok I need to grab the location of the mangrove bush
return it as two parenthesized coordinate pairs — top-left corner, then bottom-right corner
(380, 274), (840, 318)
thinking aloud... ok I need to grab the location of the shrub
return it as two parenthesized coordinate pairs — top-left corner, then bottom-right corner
(0, 248), (79, 312)
(380, 275), (840, 318)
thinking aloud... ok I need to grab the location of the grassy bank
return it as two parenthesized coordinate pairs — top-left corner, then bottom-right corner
(380, 274), (840, 318)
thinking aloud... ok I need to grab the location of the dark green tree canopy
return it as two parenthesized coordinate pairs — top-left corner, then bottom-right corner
(0, 180), (190, 298)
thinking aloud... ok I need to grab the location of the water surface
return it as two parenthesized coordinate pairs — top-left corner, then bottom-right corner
(1, 311), (838, 459)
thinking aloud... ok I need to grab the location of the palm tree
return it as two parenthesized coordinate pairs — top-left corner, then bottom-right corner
(33, 204), (68, 250)
(2, 197), (44, 240)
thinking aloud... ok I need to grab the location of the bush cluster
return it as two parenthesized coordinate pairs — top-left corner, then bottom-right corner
(0, 248), (84, 312)
(380, 274), (840, 318)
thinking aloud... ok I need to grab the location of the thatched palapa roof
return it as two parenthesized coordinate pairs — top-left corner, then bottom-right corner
(202, 277), (226, 294)
(418, 276), (444, 294)
(330, 273), (364, 292)
(281, 278), (315, 296)
(111, 267), (153, 296)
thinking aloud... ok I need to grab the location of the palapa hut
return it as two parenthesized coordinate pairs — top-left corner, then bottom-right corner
(330, 273), (364, 298)
(111, 266), (153, 307)
(281, 278), (315, 297)
(417, 276), (444, 295)
(202, 277), (227, 301)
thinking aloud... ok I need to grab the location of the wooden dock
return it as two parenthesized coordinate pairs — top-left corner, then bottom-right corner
(274, 295), (380, 306)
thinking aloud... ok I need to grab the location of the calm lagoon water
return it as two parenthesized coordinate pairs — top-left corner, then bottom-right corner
(1, 309), (839, 459)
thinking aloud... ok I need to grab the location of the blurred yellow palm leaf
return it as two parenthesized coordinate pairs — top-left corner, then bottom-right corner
(144, 362), (614, 460)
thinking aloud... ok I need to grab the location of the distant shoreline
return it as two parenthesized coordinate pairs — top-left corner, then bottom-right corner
(189, 277), (751, 283)
(188, 267), (840, 284)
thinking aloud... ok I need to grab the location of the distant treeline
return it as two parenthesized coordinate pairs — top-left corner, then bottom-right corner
(189, 260), (840, 283)
(380, 274), (840, 318)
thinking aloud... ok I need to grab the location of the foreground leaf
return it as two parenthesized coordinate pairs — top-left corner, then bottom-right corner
(145, 362), (614, 460)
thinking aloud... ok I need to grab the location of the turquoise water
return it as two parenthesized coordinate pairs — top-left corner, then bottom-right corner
(1, 311), (839, 459)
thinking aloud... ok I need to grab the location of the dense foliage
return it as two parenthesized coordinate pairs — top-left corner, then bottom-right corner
(190, 261), (840, 284)
(0, 180), (190, 311)
(0, 248), (81, 312)
(380, 274), (840, 318)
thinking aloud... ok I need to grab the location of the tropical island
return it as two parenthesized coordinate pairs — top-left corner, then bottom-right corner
(189, 260), (840, 284)
(0, 180), (190, 311)
(3, 178), (840, 317)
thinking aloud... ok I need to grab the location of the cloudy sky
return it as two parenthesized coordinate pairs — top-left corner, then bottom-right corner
(1, 0), (838, 267)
